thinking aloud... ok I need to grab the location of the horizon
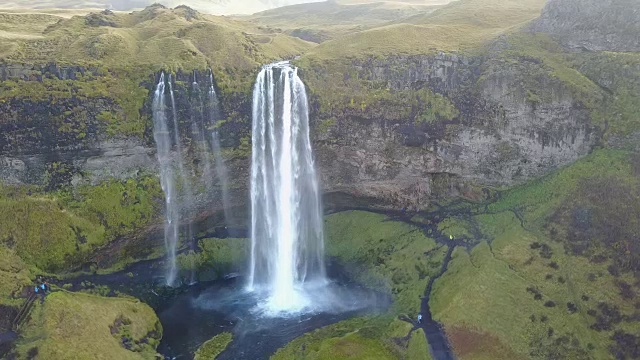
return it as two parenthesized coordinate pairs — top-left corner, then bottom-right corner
(0, 0), (328, 15)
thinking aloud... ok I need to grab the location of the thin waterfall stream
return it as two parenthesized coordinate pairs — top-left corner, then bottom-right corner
(152, 73), (180, 286)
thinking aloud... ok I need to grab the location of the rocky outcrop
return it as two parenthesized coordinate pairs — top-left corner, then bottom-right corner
(308, 50), (597, 209)
(0, 49), (602, 216)
(530, 0), (640, 52)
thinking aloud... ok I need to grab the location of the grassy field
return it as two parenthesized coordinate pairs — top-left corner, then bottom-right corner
(271, 317), (400, 360)
(15, 291), (161, 359)
(429, 149), (640, 359)
(301, 0), (546, 60)
(246, 0), (447, 43)
(325, 210), (446, 317)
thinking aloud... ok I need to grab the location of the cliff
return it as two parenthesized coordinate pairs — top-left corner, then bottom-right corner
(530, 0), (640, 52)
(0, 0), (638, 272)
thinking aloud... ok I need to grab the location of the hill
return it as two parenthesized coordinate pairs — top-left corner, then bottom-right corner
(245, 0), (450, 43)
(0, 5), (313, 92)
(300, 0), (546, 60)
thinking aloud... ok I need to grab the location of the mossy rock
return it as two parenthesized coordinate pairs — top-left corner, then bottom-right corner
(194, 332), (232, 360)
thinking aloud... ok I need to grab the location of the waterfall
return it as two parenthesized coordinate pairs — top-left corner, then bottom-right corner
(248, 61), (326, 313)
(152, 73), (180, 286)
(208, 70), (233, 226)
(190, 72), (214, 190)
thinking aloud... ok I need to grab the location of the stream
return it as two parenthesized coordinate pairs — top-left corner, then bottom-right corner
(41, 206), (475, 360)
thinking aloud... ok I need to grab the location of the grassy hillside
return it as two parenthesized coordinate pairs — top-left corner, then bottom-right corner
(301, 0), (546, 60)
(15, 291), (162, 360)
(0, 177), (162, 273)
(430, 149), (640, 359)
(0, 5), (313, 93)
(246, 0), (446, 43)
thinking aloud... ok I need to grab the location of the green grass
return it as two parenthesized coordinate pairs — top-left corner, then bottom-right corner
(0, 245), (33, 306)
(0, 177), (162, 272)
(407, 329), (432, 360)
(428, 149), (640, 359)
(247, 0), (444, 43)
(325, 211), (445, 316)
(301, 0), (546, 61)
(437, 217), (473, 239)
(176, 237), (248, 281)
(487, 149), (634, 228)
(271, 317), (398, 360)
(1, 6), (312, 95)
(194, 332), (232, 360)
(16, 291), (161, 359)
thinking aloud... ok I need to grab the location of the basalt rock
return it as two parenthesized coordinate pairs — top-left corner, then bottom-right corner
(308, 50), (597, 209)
(530, 0), (640, 52)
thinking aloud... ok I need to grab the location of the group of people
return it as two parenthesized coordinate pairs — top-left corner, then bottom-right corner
(34, 281), (50, 303)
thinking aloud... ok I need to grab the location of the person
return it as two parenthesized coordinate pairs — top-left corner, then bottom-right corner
(417, 313), (423, 324)
(35, 284), (45, 304)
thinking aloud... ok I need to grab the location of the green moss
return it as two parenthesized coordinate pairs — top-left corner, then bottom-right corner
(0, 245), (33, 306)
(0, 188), (104, 271)
(407, 329), (432, 360)
(0, 74), (149, 137)
(271, 317), (397, 360)
(415, 90), (459, 124)
(325, 211), (444, 317)
(61, 176), (162, 241)
(16, 291), (161, 359)
(487, 149), (634, 228)
(194, 332), (232, 360)
(317, 117), (336, 134)
(0, 176), (161, 272)
(437, 217), (473, 240)
(176, 237), (248, 280)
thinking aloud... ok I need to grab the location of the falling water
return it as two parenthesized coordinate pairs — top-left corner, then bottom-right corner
(248, 62), (326, 314)
(208, 70), (233, 226)
(152, 73), (179, 286)
(190, 72), (214, 190)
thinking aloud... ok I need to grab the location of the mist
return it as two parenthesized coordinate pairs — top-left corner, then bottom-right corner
(0, 0), (325, 15)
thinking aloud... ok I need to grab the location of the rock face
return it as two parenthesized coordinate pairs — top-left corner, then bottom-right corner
(0, 50), (601, 216)
(309, 51), (597, 209)
(530, 0), (640, 52)
(0, 64), (157, 188)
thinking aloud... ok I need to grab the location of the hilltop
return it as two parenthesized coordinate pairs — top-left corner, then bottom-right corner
(0, 5), (312, 92)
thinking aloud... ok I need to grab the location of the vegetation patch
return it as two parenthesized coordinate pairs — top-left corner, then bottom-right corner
(325, 211), (445, 316)
(176, 237), (248, 281)
(0, 177), (162, 272)
(15, 291), (161, 359)
(194, 332), (232, 360)
(430, 149), (640, 359)
(0, 245), (32, 307)
(271, 317), (398, 360)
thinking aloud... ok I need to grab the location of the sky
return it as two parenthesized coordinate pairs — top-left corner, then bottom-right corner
(0, 0), (325, 15)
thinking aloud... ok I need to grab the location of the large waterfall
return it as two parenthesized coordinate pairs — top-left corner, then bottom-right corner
(248, 62), (326, 313)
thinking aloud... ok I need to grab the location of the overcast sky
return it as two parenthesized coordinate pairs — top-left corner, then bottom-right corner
(0, 0), (325, 15)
